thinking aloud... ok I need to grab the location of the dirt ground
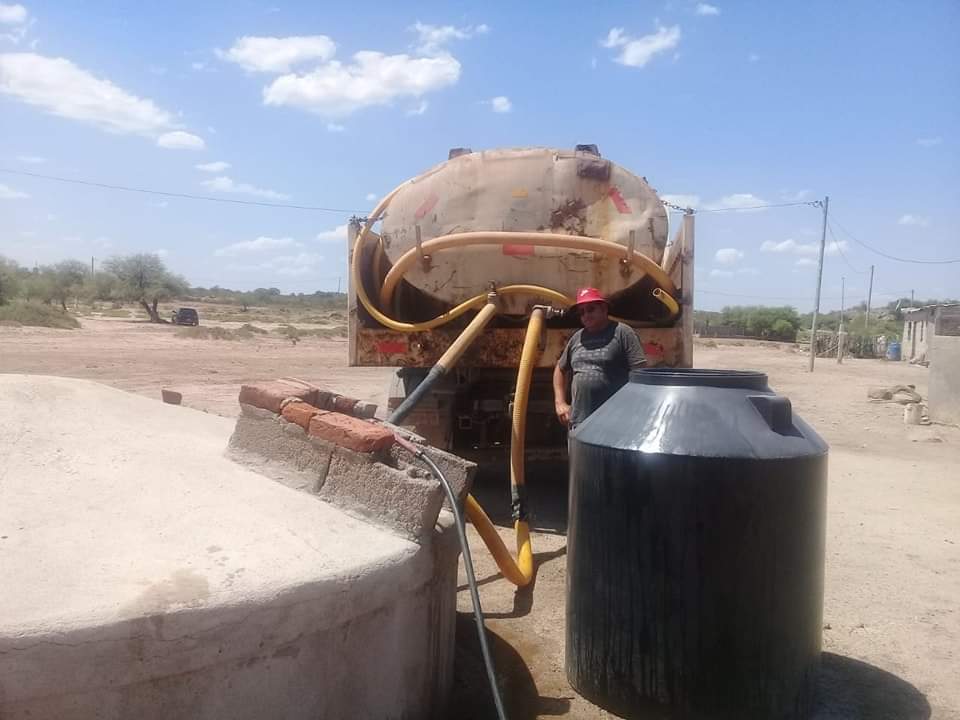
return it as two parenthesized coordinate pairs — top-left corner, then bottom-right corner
(1, 316), (957, 719)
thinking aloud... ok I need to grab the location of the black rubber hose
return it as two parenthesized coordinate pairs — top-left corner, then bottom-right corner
(394, 435), (509, 720)
(387, 365), (446, 425)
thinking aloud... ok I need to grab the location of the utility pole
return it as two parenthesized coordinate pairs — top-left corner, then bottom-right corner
(865, 264), (874, 331)
(837, 276), (846, 363)
(910, 289), (914, 308)
(337, 276), (341, 293)
(808, 195), (829, 372)
(91, 256), (95, 276)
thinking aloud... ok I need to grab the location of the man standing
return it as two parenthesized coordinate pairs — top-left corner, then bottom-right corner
(553, 287), (647, 428)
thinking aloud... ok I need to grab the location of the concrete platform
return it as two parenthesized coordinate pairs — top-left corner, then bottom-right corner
(0, 374), (458, 719)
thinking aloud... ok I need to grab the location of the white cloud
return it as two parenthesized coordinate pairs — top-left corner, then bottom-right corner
(195, 160), (231, 173)
(795, 258), (816, 267)
(365, 192), (378, 202)
(410, 21), (487, 55)
(0, 52), (204, 146)
(703, 193), (767, 211)
(0, 182), (29, 199)
(714, 247), (743, 265)
(661, 193), (701, 209)
(263, 252), (324, 276)
(215, 236), (302, 257)
(761, 238), (849, 257)
(603, 25), (681, 68)
(155, 248), (169, 258)
(898, 214), (930, 227)
(190, 61), (208, 72)
(916, 137), (942, 148)
(490, 95), (511, 113)
(154, 200), (169, 209)
(264, 50), (460, 118)
(316, 224), (348, 242)
(737, 267), (760, 275)
(748, 53), (760, 63)
(695, 3), (720, 16)
(0, 3), (27, 25)
(201, 176), (290, 201)
(217, 35), (336, 73)
(709, 268), (733, 278)
(602, 28), (627, 48)
(326, 122), (345, 132)
(16, 154), (44, 163)
(156, 130), (205, 150)
(148, 64), (167, 76)
(406, 99), (429, 116)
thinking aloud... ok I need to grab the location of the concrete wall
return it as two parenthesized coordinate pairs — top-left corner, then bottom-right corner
(929, 335), (960, 425)
(0, 375), (471, 720)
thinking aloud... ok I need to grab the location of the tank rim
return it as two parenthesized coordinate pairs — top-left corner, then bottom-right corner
(630, 368), (769, 390)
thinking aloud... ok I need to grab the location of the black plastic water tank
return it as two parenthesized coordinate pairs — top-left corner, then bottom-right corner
(566, 369), (828, 720)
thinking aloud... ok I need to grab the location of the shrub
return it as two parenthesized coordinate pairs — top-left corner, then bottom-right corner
(0, 301), (80, 329)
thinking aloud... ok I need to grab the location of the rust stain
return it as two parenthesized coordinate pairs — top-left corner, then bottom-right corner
(549, 199), (587, 235)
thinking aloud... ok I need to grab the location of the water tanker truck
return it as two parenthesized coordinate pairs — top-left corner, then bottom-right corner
(347, 145), (694, 462)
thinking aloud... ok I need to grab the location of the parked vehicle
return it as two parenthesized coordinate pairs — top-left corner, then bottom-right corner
(171, 307), (200, 326)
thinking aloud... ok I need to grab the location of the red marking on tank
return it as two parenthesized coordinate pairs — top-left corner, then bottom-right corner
(643, 341), (664, 357)
(503, 244), (535, 256)
(376, 340), (408, 354)
(608, 187), (631, 214)
(415, 194), (439, 220)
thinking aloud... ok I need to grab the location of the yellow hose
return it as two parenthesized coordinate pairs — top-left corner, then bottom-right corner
(460, 309), (542, 588)
(378, 231), (678, 310)
(653, 287), (680, 316)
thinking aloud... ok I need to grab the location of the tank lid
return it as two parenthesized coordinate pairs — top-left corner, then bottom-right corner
(631, 368), (769, 391)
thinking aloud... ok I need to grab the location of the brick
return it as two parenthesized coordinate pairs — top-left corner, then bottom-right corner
(353, 401), (378, 419)
(308, 413), (394, 453)
(238, 380), (318, 414)
(333, 394), (360, 415)
(161, 389), (182, 405)
(281, 402), (326, 430)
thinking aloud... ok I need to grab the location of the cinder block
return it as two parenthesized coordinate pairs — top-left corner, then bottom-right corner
(161, 389), (182, 405)
(319, 446), (444, 542)
(308, 413), (394, 453)
(238, 380), (318, 414)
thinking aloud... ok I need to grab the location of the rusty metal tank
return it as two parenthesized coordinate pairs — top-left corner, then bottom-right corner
(379, 146), (668, 316)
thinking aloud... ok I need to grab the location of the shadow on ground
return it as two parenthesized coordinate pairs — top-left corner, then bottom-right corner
(451, 613), (572, 720)
(813, 652), (931, 720)
(450, 642), (931, 719)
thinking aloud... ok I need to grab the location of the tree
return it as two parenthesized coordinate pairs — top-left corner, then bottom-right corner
(104, 254), (188, 322)
(0, 255), (21, 305)
(44, 260), (88, 311)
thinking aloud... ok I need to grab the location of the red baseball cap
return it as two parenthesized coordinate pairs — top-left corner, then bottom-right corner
(573, 287), (608, 306)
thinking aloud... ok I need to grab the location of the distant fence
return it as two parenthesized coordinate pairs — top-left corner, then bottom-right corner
(797, 329), (889, 359)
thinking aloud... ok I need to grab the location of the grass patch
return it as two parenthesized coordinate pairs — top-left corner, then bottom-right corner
(238, 323), (268, 334)
(99, 308), (132, 318)
(0, 302), (80, 329)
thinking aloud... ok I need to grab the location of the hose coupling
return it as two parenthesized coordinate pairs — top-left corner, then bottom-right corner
(532, 304), (563, 319)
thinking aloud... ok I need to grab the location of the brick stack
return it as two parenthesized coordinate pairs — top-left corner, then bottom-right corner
(238, 378), (391, 454)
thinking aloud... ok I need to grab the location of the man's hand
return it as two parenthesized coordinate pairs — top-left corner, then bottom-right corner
(555, 401), (572, 427)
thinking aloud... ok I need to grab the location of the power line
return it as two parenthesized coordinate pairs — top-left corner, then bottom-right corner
(826, 221), (868, 274)
(831, 214), (960, 265)
(0, 167), (367, 214)
(664, 200), (819, 213)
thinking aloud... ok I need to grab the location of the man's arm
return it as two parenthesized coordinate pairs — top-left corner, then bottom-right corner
(553, 363), (572, 426)
(620, 324), (647, 370)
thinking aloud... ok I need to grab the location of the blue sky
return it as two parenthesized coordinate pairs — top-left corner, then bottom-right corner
(1, 0), (957, 311)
